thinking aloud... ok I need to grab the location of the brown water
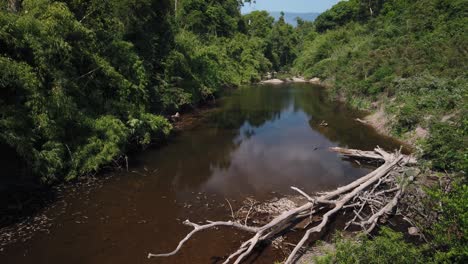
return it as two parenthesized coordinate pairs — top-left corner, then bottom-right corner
(0, 83), (405, 264)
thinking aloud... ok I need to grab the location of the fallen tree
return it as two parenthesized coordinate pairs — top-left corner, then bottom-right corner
(147, 147), (416, 264)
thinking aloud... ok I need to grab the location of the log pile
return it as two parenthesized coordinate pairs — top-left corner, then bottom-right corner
(147, 147), (416, 264)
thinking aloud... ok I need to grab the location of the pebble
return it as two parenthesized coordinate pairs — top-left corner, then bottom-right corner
(408, 226), (419, 236)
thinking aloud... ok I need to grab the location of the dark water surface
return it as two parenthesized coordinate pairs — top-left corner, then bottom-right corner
(0, 83), (405, 264)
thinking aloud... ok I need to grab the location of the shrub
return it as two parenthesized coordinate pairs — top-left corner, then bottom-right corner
(68, 116), (129, 180)
(424, 119), (468, 172)
(128, 113), (172, 147)
(428, 179), (468, 263)
(314, 228), (426, 264)
(391, 97), (422, 134)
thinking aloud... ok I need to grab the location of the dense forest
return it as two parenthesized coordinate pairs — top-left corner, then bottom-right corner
(0, 0), (298, 183)
(0, 0), (466, 263)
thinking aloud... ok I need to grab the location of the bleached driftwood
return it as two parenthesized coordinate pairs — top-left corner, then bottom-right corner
(330, 146), (417, 165)
(147, 147), (416, 263)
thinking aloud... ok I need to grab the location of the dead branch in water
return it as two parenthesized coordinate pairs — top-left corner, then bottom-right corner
(147, 147), (416, 264)
(329, 146), (417, 165)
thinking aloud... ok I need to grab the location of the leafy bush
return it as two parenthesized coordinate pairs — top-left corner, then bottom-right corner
(428, 181), (468, 263)
(0, 0), (171, 182)
(390, 97), (422, 134)
(424, 119), (468, 172)
(314, 0), (360, 32)
(69, 116), (129, 180)
(34, 142), (66, 184)
(314, 228), (426, 264)
(314, 182), (468, 264)
(128, 113), (172, 147)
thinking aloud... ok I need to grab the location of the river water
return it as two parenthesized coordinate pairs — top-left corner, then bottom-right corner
(0, 83), (405, 264)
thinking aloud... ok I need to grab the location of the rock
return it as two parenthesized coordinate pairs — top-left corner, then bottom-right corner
(408, 226), (419, 236)
(261, 79), (284, 84)
(309, 77), (321, 84)
(292, 77), (307, 82)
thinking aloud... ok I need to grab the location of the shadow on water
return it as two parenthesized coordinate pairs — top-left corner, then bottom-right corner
(0, 143), (57, 229)
(0, 83), (407, 264)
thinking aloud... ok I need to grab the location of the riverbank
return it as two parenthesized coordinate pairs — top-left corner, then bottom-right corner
(289, 79), (466, 262)
(238, 78), (460, 263)
(260, 75), (415, 150)
(259, 76), (324, 85)
(150, 147), (420, 264)
(0, 83), (413, 264)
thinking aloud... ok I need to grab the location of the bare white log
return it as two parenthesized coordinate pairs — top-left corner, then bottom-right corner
(355, 118), (368, 124)
(285, 154), (404, 263)
(147, 220), (258, 259)
(330, 146), (417, 165)
(330, 146), (386, 160)
(147, 148), (415, 263)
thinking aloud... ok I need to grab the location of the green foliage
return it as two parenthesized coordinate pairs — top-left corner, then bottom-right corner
(314, 180), (468, 264)
(69, 116), (129, 179)
(242, 11), (298, 71)
(314, 0), (360, 32)
(1, 0), (287, 183)
(35, 141), (66, 184)
(267, 13), (299, 70)
(295, 2), (467, 263)
(177, 0), (241, 37)
(242, 11), (274, 39)
(295, 0), (467, 99)
(315, 228), (426, 264)
(164, 29), (271, 107)
(128, 113), (172, 146)
(424, 119), (468, 172)
(428, 181), (468, 263)
(294, 0), (467, 171)
(387, 74), (465, 134)
(0, 0), (175, 183)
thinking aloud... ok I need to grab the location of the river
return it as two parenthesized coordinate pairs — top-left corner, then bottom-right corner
(0, 83), (405, 264)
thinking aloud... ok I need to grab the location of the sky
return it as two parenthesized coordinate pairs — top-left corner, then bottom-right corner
(241, 0), (342, 14)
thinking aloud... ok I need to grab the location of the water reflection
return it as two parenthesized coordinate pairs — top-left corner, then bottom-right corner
(1, 83), (406, 264)
(137, 83), (403, 199)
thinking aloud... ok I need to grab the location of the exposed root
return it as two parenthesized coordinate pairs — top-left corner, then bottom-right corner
(147, 147), (417, 263)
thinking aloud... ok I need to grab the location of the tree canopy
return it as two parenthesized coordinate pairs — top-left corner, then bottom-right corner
(0, 0), (296, 183)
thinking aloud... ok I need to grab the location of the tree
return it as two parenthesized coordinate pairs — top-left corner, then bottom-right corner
(242, 10), (274, 38)
(177, 0), (242, 37)
(314, 0), (359, 32)
(268, 12), (299, 70)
